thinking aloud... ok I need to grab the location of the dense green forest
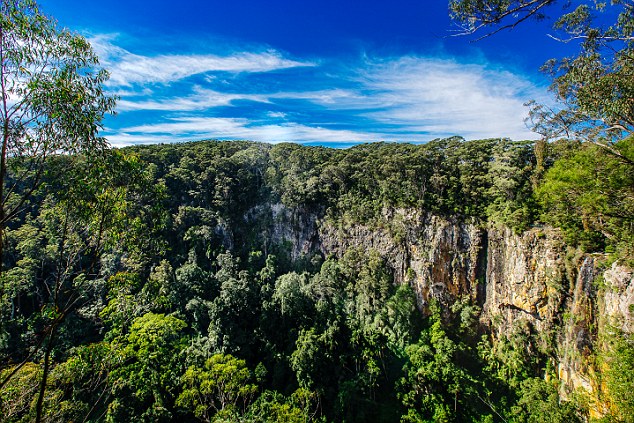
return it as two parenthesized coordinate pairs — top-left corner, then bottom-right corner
(1, 0), (634, 422)
(1, 137), (633, 422)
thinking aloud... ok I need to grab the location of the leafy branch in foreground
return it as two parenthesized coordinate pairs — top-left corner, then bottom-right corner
(450, 1), (633, 156)
(0, 0), (116, 271)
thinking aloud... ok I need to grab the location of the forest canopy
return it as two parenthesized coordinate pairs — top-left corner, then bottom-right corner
(0, 1), (632, 422)
(0, 137), (632, 422)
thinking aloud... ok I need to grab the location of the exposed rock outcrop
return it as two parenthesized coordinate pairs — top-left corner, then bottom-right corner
(603, 263), (634, 333)
(319, 209), (483, 310)
(558, 256), (599, 396)
(262, 203), (633, 402)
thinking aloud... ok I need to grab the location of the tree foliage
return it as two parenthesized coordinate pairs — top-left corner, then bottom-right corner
(5, 0), (633, 421)
(0, 134), (627, 422)
(537, 137), (634, 254)
(0, 0), (115, 266)
(450, 0), (633, 154)
(177, 353), (258, 422)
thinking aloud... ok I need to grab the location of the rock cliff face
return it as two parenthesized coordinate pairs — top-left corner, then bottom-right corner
(556, 256), (598, 395)
(603, 264), (634, 333)
(477, 226), (566, 345)
(318, 209), (483, 310)
(264, 203), (633, 399)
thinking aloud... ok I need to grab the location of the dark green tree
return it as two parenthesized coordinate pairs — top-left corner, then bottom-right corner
(511, 378), (580, 423)
(207, 252), (261, 357)
(398, 302), (482, 423)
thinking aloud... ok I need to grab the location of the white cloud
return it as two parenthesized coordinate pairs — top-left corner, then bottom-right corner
(94, 33), (549, 144)
(90, 35), (313, 87)
(109, 117), (379, 146)
(356, 57), (546, 140)
(116, 87), (268, 111)
(266, 111), (287, 118)
(264, 57), (546, 140)
(269, 88), (364, 105)
(245, 57), (547, 140)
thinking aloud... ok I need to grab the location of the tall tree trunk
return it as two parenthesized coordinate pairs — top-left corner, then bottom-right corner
(35, 325), (58, 423)
(0, 16), (8, 276)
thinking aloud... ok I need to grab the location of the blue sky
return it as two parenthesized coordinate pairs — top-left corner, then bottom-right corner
(39, 0), (571, 146)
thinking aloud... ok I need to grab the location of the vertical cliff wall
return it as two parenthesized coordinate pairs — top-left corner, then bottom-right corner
(264, 203), (633, 402)
(319, 209), (483, 310)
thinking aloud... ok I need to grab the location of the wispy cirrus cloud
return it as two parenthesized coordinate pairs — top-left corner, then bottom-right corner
(269, 89), (364, 105)
(262, 57), (547, 140)
(116, 87), (269, 111)
(109, 117), (378, 146)
(357, 57), (548, 140)
(94, 34), (550, 145)
(90, 35), (313, 87)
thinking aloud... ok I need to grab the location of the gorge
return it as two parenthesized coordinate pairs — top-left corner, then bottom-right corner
(1, 138), (633, 422)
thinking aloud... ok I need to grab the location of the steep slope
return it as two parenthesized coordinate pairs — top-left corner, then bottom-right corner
(253, 199), (632, 414)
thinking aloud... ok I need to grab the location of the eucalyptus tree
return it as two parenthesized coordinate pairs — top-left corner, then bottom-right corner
(0, 0), (115, 268)
(0, 3), (115, 420)
(450, 0), (633, 162)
